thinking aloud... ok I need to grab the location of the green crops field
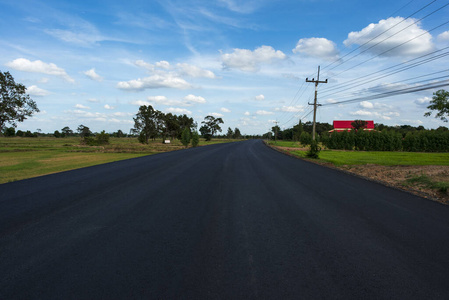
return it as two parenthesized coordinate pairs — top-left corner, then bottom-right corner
(0, 137), (240, 184)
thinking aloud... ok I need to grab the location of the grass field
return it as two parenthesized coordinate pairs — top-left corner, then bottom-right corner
(266, 140), (449, 166)
(0, 137), (240, 184)
(288, 149), (449, 166)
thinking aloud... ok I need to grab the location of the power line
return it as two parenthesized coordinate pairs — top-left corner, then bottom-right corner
(328, 19), (449, 80)
(320, 48), (449, 98)
(321, 0), (439, 73)
(322, 79), (449, 106)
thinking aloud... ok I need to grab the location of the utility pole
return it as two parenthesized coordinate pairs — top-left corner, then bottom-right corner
(306, 66), (327, 141)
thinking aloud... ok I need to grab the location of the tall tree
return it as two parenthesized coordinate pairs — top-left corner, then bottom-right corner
(424, 89), (449, 122)
(133, 105), (159, 144)
(233, 127), (241, 139)
(200, 115), (223, 141)
(77, 124), (91, 138)
(0, 71), (39, 133)
(227, 127), (233, 139)
(181, 127), (191, 148)
(61, 126), (73, 137)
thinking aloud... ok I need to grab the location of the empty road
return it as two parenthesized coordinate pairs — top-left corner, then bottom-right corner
(1, 139), (449, 299)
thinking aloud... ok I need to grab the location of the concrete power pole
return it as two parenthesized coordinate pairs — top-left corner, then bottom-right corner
(306, 66), (327, 141)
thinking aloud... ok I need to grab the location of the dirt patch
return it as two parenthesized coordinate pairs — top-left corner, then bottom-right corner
(270, 145), (449, 205)
(338, 164), (449, 204)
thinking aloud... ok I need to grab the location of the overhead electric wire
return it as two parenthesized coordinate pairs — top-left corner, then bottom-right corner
(320, 73), (449, 104)
(280, 0), (449, 130)
(329, 19), (449, 80)
(320, 48), (449, 98)
(321, 0), (438, 72)
(322, 79), (449, 107)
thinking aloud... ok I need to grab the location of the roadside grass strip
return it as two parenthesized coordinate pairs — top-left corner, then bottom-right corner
(289, 150), (449, 166)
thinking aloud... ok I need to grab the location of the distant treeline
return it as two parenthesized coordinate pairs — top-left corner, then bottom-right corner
(267, 121), (449, 152)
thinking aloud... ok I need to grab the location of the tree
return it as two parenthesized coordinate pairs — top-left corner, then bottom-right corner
(61, 126), (73, 137)
(2, 126), (15, 137)
(53, 130), (61, 138)
(200, 115), (223, 141)
(0, 71), (39, 133)
(77, 124), (91, 138)
(233, 127), (241, 139)
(133, 105), (159, 144)
(271, 125), (281, 141)
(226, 127), (234, 139)
(191, 131), (200, 147)
(293, 120), (304, 141)
(351, 120), (368, 131)
(181, 127), (191, 148)
(424, 89), (449, 122)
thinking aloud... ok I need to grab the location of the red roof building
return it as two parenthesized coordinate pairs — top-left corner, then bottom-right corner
(329, 120), (375, 133)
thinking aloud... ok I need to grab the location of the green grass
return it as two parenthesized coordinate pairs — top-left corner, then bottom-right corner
(405, 174), (449, 193)
(0, 136), (241, 184)
(288, 150), (449, 166)
(267, 140), (305, 148)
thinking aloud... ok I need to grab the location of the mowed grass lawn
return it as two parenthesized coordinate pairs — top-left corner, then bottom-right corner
(289, 149), (449, 166)
(267, 140), (449, 166)
(0, 136), (240, 184)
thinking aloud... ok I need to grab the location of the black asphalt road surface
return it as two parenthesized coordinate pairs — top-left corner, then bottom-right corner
(1, 140), (449, 299)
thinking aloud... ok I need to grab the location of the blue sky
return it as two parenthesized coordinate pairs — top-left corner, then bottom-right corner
(1, 0), (449, 135)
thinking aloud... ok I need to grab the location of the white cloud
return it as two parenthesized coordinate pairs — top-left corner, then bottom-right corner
(130, 100), (152, 106)
(349, 109), (400, 120)
(256, 110), (274, 115)
(415, 96), (431, 106)
(87, 98), (100, 103)
(292, 37), (339, 60)
(221, 45), (287, 72)
(166, 107), (192, 115)
(75, 104), (90, 109)
(112, 112), (133, 117)
(244, 111), (250, 116)
(27, 85), (50, 96)
(177, 63), (216, 78)
(155, 60), (170, 69)
(219, 0), (261, 13)
(84, 68), (103, 82)
(275, 105), (305, 113)
(344, 17), (433, 57)
(350, 110), (373, 116)
(437, 31), (449, 42)
(255, 94), (265, 101)
(184, 94), (206, 104)
(359, 101), (374, 109)
(135, 60), (154, 71)
(210, 112), (224, 117)
(220, 107), (231, 113)
(117, 74), (191, 90)
(146, 95), (188, 107)
(5, 58), (74, 82)
(401, 119), (423, 125)
(104, 104), (115, 110)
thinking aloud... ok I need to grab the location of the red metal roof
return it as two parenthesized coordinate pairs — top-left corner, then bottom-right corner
(333, 120), (374, 129)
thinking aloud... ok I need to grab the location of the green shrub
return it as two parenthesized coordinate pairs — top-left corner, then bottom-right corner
(306, 140), (321, 158)
(191, 131), (199, 147)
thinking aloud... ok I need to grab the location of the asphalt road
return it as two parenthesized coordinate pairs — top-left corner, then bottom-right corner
(1, 139), (449, 299)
